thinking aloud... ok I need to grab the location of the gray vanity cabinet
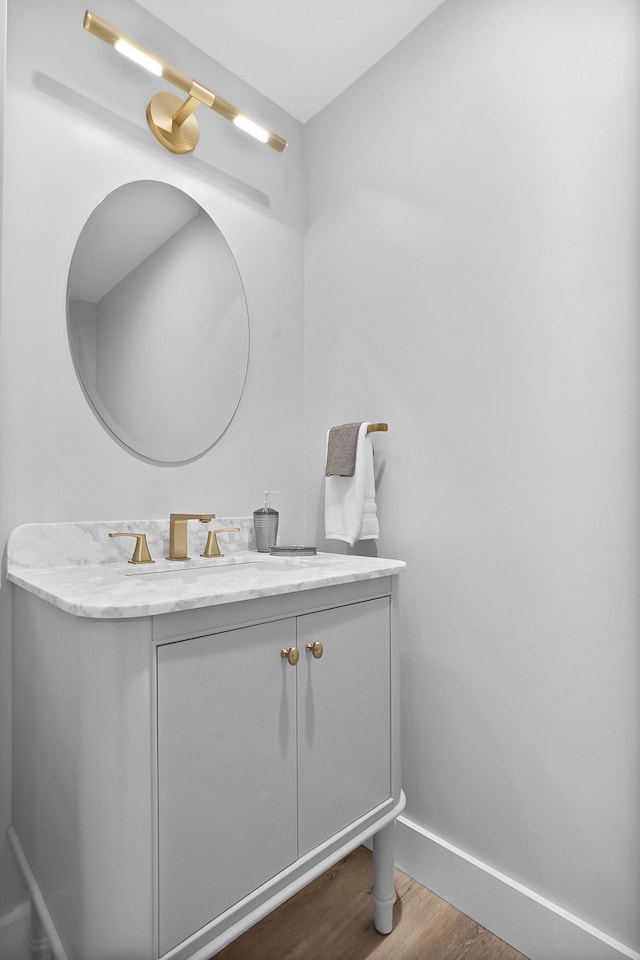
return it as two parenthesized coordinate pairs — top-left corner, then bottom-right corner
(156, 597), (391, 955)
(10, 575), (403, 960)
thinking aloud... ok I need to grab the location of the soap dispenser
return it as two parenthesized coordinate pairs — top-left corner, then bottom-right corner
(253, 490), (279, 553)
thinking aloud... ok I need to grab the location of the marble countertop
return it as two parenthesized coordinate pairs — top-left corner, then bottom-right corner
(6, 520), (405, 619)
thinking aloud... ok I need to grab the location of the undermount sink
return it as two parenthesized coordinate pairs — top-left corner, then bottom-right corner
(125, 557), (325, 581)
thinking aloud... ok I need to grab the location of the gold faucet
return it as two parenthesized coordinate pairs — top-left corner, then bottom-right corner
(166, 513), (215, 561)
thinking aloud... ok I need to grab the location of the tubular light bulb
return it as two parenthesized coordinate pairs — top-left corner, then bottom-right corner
(233, 114), (270, 144)
(114, 38), (163, 77)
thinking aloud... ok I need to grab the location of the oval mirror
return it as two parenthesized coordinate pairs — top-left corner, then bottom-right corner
(67, 180), (249, 464)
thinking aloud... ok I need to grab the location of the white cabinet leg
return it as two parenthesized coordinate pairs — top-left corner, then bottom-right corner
(371, 820), (397, 934)
(29, 899), (53, 959)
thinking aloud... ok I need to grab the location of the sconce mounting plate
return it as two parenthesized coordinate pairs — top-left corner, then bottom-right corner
(146, 92), (199, 155)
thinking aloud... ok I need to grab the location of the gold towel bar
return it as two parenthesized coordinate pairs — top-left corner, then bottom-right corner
(367, 423), (388, 433)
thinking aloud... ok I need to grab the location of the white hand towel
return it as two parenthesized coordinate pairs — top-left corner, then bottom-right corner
(325, 422), (379, 545)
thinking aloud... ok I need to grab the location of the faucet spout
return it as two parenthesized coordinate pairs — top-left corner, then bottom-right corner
(166, 513), (215, 561)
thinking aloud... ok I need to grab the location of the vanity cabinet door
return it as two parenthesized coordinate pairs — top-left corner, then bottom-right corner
(296, 597), (391, 855)
(156, 619), (298, 955)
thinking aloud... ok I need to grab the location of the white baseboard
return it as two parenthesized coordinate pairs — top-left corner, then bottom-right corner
(395, 815), (640, 960)
(0, 901), (30, 960)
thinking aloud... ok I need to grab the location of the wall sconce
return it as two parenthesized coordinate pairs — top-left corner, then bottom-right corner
(83, 10), (287, 155)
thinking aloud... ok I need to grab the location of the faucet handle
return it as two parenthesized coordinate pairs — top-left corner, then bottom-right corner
(201, 527), (241, 559)
(109, 532), (155, 565)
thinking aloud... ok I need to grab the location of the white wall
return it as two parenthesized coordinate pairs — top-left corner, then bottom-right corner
(304, 1), (640, 958)
(0, 0), (305, 930)
(3, 0), (639, 957)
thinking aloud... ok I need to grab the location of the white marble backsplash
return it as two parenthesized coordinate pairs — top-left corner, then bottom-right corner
(7, 518), (256, 569)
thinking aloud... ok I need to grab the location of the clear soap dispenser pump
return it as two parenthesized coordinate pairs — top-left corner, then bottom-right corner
(253, 490), (280, 553)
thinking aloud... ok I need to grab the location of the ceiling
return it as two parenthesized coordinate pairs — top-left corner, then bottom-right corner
(136, 0), (448, 122)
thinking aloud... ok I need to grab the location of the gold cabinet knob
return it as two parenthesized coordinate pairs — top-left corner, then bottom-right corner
(280, 647), (299, 666)
(305, 641), (324, 659)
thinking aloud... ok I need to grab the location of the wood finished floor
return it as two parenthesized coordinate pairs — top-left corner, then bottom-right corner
(213, 846), (530, 960)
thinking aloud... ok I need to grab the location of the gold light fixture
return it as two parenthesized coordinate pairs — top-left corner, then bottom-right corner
(83, 10), (287, 155)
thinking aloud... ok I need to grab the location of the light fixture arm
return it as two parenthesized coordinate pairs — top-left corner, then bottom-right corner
(171, 94), (202, 129)
(83, 10), (287, 155)
(172, 81), (215, 128)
